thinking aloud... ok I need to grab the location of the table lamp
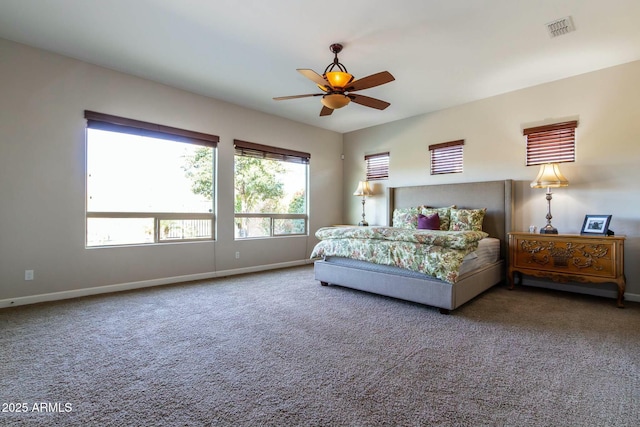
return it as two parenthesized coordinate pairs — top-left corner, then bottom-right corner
(530, 163), (569, 234)
(353, 181), (373, 226)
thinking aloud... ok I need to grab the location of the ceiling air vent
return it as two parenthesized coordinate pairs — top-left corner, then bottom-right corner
(547, 16), (575, 38)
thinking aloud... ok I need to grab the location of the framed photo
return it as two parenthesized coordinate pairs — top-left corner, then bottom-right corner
(581, 215), (612, 236)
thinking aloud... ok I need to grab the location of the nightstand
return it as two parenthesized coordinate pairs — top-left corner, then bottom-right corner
(508, 232), (626, 307)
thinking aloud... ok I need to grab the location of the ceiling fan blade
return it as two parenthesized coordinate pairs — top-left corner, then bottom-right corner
(320, 106), (334, 116)
(297, 69), (330, 87)
(273, 93), (322, 101)
(347, 71), (395, 92)
(349, 94), (391, 110)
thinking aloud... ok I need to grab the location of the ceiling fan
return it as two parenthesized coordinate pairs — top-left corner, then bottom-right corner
(273, 43), (395, 116)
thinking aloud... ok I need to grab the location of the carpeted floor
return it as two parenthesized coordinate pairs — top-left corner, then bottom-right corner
(1, 265), (638, 426)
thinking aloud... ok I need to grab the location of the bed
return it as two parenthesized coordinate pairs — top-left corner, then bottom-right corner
(312, 180), (514, 313)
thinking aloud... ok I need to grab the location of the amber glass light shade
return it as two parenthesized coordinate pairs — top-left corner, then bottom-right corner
(325, 71), (353, 89)
(321, 94), (351, 109)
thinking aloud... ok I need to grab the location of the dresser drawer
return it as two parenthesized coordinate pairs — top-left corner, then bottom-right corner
(508, 232), (626, 307)
(511, 237), (618, 279)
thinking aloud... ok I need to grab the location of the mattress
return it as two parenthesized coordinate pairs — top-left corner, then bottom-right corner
(322, 237), (501, 283)
(457, 237), (500, 277)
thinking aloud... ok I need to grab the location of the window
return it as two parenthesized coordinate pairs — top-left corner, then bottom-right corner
(85, 111), (218, 247)
(365, 152), (389, 181)
(234, 139), (309, 239)
(524, 121), (577, 166)
(429, 140), (464, 175)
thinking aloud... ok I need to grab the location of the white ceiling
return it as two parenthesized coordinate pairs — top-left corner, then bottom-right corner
(2, 0), (640, 133)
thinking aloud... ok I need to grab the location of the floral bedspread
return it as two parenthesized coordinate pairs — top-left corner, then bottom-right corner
(310, 226), (488, 284)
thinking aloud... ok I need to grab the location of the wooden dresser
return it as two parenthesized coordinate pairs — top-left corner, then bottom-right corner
(508, 232), (626, 307)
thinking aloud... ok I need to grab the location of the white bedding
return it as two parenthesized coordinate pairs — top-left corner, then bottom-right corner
(457, 237), (500, 278)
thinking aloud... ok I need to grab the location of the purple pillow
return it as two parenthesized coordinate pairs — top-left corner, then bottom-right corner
(418, 213), (440, 230)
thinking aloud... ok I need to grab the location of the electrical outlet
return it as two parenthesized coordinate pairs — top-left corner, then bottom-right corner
(25, 270), (34, 281)
(235, 251), (240, 259)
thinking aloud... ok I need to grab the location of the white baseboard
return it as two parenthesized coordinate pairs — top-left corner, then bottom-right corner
(0, 259), (314, 309)
(519, 279), (640, 303)
(3, 260), (636, 309)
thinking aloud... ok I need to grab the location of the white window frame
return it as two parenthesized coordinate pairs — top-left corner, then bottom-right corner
(85, 110), (218, 247)
(233, 139), (309, 239)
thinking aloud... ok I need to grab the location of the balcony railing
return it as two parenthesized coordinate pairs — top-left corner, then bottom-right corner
(234, 213), (307, 239)
(86, 212), (214, 247)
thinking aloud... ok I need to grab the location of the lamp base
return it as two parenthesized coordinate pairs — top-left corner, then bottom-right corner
(540, 225), (558, 234)
(358, 220), (369, 226)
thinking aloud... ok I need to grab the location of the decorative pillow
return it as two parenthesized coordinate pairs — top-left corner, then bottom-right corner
(419, 206), (454, 231)
(417, 213), (440, 230)
(392, 207), (421, 229)
(449, 208), (487, 231)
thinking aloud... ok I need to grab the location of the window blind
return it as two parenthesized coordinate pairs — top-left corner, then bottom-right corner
(365, 152), (389, 180)
(429, 140), (464, 175)
(524, 121), (577, 166)
(84, 110), (219, 147)
(234, 140), (310, 164)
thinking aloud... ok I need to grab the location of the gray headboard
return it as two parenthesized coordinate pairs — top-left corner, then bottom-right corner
(387, 180), (514, 259)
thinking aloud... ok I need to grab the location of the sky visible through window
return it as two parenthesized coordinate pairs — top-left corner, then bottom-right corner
(86, 129), (306, 244)
(259, 161), (306, 213)
(87, 129), (212, 213)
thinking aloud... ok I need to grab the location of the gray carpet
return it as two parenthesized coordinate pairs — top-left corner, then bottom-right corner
(1, 265), (638, 426)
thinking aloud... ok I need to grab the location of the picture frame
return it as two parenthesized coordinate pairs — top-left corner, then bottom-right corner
(580, 215), (612, 236)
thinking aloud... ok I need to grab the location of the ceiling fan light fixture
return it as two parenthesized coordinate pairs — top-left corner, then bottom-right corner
(321, 94), (351, 109)
(273, 43), (394, 116)
(325, 71), (353, 89)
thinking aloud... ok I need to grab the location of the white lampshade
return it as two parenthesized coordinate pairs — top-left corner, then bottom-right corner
(353, 181), (373, 196)
(530, 163), (569, 189)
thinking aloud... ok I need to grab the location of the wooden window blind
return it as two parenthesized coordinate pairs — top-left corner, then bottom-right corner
(429, 140), (464, 175)
(234, 140), (310, 164)
(524, 121), (577, 166)
(365, 152), (389, 181)
(84, 110), (219, 147)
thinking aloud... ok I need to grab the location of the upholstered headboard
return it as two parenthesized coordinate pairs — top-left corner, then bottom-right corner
(387, 180), (514, 259)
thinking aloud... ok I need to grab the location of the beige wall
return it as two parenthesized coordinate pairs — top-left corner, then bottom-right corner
(0, 39), (343, 305)
(344, 60), (640, 300)
(2, 36), (638, 306)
